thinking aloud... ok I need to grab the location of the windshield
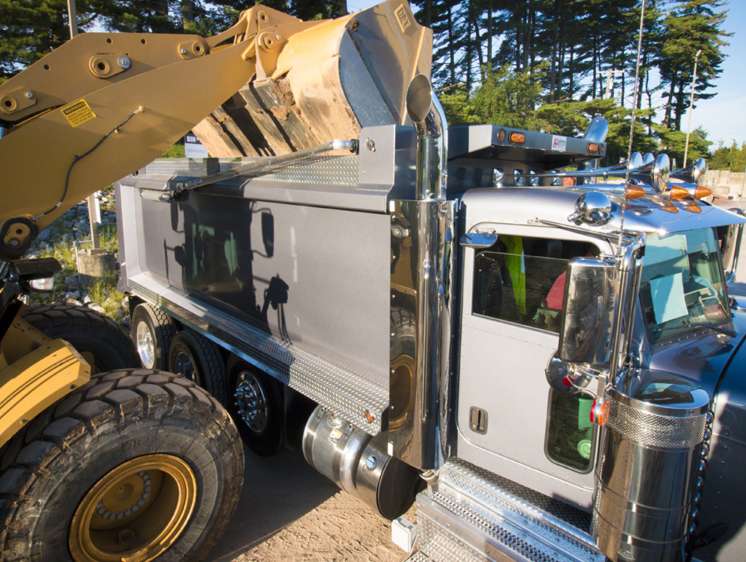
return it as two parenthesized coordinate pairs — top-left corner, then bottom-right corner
(639, 228), (730, 344)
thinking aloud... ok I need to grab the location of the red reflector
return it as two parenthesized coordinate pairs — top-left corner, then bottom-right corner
(562, 376), (572, 388)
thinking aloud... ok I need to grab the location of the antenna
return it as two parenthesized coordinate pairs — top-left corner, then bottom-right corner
(618, 0), (647, 252)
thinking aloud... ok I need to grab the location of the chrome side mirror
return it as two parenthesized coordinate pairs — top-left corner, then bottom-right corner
(546, 258), (620, 394)
(558, 257), (619, 366)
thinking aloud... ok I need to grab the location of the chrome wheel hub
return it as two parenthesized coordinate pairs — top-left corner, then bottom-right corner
(172, 350), (197, 382)
(135, 321), (155, 369)
(234, 371), (269, 434)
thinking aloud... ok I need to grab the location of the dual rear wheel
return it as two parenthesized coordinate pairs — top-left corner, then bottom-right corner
(130, 302), (284, 456)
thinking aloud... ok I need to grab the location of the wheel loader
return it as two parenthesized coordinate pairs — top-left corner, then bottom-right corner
(0, 2), (424, 559)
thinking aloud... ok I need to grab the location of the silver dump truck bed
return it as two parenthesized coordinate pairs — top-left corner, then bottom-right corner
(117, 126), (417, 434)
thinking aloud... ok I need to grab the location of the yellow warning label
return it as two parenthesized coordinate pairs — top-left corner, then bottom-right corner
(60, 98), (96, 128)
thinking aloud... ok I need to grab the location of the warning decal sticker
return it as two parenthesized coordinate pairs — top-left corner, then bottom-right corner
(61, 98), (96, 128)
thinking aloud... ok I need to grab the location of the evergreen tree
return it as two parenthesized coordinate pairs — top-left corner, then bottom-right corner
(659, 0), (728, 130)
(0, 0), (93, 78)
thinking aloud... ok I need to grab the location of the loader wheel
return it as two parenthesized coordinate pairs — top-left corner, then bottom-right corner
(229, 363), (283, 456)
(22, 304), (138, 372)
(168, 330), (229, 405)
(0, 369), (244, 562)
(130, 303), (175, 370)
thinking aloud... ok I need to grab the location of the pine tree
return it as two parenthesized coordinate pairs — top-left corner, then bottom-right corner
(659, 0), (728, 130)
(0, 0), (94, 78)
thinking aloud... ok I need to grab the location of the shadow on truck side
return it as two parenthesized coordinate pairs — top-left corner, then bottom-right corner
(166, 190), (293, 344)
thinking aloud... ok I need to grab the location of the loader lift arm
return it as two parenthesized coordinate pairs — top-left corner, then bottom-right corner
(0, 5), (317, 259)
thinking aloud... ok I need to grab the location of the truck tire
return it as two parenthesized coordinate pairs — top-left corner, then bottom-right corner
(168, 330), (229, 405)
(130, 302), (175, 370)
(229, 362), (283, 456)
(22, 304), (138, 372)
(0, 369), (244, 562)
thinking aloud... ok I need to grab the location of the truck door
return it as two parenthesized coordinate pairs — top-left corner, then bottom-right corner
(456, 230), (601, 507)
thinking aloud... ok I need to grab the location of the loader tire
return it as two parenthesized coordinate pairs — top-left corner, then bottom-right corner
(168, 330), (229, 405)
(22, 303), (138, 372)
(0, 369), (244, 562)
(130, 302), (175, 370)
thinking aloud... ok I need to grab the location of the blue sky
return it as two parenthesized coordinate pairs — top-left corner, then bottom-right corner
(347, 0), (745, 147)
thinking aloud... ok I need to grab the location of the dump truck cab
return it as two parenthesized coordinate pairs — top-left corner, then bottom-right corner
(432, 123), (746, 561)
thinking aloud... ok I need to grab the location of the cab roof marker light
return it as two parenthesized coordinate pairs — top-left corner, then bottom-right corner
(509, 131), (526, 145)
(669, 185), (713, 200)
(624, 185), (646, 200)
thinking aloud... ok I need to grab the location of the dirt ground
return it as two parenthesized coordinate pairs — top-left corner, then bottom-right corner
(209, 448), (406, 562)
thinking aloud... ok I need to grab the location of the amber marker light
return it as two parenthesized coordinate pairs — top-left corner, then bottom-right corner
(661, 202), (679, 213)
(587, 142), (600, 154)
(624, 185), (646, 200)
(509, 131), (526, 144)
(685, 202), (702, 214)
(669, 186), (690, 200)
(670, 185), (713, 200)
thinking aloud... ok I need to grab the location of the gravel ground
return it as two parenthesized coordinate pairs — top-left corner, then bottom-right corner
(209, 448), (405, 562)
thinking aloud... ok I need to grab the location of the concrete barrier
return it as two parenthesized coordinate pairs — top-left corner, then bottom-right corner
(706, 170), (745, 200)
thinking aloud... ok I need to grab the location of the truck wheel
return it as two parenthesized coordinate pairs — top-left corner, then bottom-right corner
(130, 303), (175, 370)
(0, 369), (244, 562)
(22, 304), (138, 372)
(168, 330), (229, 405)
(230, 363), (283, 456)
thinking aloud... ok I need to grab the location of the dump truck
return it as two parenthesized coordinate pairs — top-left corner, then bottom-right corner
(1, 1), (745, 561)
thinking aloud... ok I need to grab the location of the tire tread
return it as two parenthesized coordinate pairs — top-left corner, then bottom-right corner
(0, 369), (243, 561)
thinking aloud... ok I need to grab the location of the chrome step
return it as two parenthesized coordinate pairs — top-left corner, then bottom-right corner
(412, 459), (605, 562)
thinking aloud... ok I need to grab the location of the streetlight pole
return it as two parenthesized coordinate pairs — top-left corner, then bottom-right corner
(66, 0), (100, 250)
(66, 0), (78, 36)
(683, 49), (702, 168)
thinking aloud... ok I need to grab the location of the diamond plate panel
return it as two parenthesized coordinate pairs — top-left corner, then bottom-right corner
(262, 155), (359, 186)
(129, 273), (387, 434)
(413, 459), (605, 562)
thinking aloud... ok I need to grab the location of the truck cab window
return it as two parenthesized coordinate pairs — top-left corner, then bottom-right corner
(473, 236), (598, 333)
